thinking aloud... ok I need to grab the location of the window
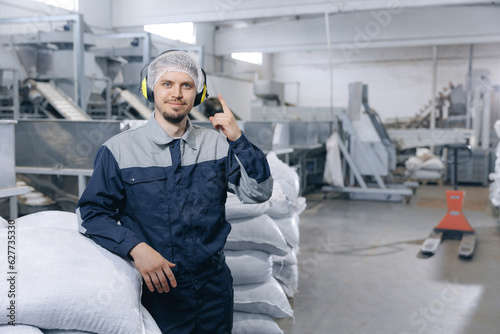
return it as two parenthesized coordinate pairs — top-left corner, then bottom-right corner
(231, 52), (263, 65)
(144, 22), (195, 44)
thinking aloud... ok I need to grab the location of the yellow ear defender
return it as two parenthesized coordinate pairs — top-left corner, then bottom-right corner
(140, 51), (209, 107)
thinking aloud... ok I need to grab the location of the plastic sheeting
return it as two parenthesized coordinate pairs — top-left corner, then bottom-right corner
(323, 133), (344, 187)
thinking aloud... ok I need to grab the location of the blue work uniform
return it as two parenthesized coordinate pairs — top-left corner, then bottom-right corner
(76, 113), (273, 333)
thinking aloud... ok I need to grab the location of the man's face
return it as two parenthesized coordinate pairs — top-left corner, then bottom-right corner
(153, 71), (197, 124)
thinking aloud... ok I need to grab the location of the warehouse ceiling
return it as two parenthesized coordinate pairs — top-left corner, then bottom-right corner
(114, 0), (500, 54)
(112, 0), (499, 25)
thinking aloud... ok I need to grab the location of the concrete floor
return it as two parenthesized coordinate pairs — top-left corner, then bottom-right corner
(278, 184), (500, 334)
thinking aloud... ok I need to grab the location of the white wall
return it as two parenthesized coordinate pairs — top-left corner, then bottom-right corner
(272, 44), (500, 121)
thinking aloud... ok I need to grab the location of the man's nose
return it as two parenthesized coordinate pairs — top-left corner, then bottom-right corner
(171, 85), (183, 98)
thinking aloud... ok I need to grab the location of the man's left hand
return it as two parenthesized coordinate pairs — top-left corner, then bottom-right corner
(209, 94), (242, 142)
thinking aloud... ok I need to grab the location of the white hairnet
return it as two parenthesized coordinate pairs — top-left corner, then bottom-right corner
(147, 51), (204, 94)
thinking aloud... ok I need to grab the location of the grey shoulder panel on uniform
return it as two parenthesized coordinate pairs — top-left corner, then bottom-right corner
(228, 155), (274, 204)
(104, 123), (229, 170)
(104, 124), (173, 169)
(181, 124), (229, 166)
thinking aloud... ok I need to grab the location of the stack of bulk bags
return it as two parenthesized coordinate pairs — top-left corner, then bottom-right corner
(0, 211), (161, 334)
(489, 120), (500, 211)
(224, 193), (293, 334)
(265, 152), (306, 298)
(405, 148), (445, 183)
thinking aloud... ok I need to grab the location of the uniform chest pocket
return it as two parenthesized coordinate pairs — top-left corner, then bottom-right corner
(122, 168), (167, 212)
(192, 164), (226, 207)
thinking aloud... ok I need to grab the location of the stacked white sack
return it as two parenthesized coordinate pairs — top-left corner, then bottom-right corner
(405, 148), (444, 181)
(265, 152), (306, 298)
(224, 197), (292, 334)
(0, 211), (161, 334)
(488, 120), (500, 208)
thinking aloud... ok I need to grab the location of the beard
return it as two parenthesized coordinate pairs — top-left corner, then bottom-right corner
(156, 102), (190, 124)
(160, 110), (188, 124)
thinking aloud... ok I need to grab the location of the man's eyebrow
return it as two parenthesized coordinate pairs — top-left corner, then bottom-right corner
(158, 79), (194, 85)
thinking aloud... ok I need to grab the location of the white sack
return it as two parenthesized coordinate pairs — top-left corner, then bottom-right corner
(294, 196), (307, 216)
(494, 119), (500, 138)
(272, 245), (298, 266)
(0, 225), (159, 334)
(323, 133), (344, 187)
(265, 182), (294, 219)
(141, 305), (163, 334)
(273, 213), (300, 249)
(489, 176), (500, 207)
(266, 152), (300, 202)
(408, 169), (442, 180)
(233, 277), (294, 319)
(416, 148), (434, 162)
(15, 211), (79, 230)
(404, 156), (423, 172)
(421, 157), (444, 171)
(225, 192), (270, 220)
(0, 325), (44, 333)
(42, 330), (93, 334)
(225, 215), (288, 256)
(273, 263), (299, 297)
(41, 306), (160, 334)
(225, 250), (273, 285)
(232, 311), (283, 334)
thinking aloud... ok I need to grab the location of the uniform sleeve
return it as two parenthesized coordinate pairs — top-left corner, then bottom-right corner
(76, 146), (143, 258)
(226, 132), (273, 204)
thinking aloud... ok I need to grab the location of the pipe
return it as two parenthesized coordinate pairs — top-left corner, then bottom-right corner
(466, 44), (474, 129)
(430, 45), (438, 131)
(324, 12), (334, 116)
(73, 14), (85, 112)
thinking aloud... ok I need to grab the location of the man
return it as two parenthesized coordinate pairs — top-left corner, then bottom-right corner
(76, 51), (273, 333)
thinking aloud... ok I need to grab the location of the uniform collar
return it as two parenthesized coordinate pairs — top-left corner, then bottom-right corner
(147, 111), (197, 150)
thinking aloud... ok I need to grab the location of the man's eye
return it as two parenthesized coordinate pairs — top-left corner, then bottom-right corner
(183, 84), (192, 88)
(164, 82), (171, 87)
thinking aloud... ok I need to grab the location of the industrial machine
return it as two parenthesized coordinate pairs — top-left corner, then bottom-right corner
(0, 19), (111, 120)
(322, 82), (417, 202)
(386, 69), (498, 187)
(0, 120), (30, 219)
(249, 79), (341, 194)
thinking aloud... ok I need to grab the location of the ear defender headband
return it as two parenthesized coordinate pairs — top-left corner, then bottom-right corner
(140, 50), (209, 107)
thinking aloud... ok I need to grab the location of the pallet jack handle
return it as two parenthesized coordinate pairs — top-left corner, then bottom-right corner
(439, 144), (472, 190)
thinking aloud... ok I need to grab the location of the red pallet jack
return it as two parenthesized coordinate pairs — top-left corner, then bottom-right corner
(419, 144), (477, 259)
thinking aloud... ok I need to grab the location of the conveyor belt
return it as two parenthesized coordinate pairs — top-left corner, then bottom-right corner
(115, 87), (152, 120)
(35, 82), (91, 120)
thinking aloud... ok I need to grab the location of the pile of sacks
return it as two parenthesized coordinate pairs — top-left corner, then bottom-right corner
(0, 211), (162, 334)
(225, 152), (306, 334)
(489, 120), (500, 209)
(405, 148), (444, 182)
(0, 153), (306, 334)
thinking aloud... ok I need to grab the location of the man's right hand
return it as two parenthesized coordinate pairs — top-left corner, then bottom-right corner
(129, 242), (177, 293)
